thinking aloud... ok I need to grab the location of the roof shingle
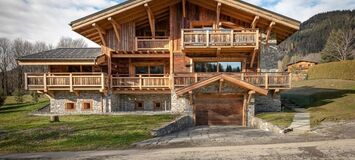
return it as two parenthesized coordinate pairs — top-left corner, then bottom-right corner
(18, 48), (101, 61)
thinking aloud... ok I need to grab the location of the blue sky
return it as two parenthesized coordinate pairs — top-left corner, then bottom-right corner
(0, 0), (354, 47)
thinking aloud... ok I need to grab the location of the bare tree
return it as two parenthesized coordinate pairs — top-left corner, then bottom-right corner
(0, 38), (12, 94)
(57, 37), (88, 48)
(321, 29), (355, 62)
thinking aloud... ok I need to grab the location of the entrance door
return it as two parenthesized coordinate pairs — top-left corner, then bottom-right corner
(195, 93), (244, 125)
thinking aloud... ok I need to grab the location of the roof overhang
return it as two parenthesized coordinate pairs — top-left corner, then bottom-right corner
(18, 60), (97, 66)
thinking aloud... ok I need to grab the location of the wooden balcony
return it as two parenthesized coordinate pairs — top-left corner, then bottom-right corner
(181, 29), (259, 51)
(174, 72), (291, 90)
(25, 73), (107, 92)
(111, 75), (171, 91)
(135, 36), (170, 51)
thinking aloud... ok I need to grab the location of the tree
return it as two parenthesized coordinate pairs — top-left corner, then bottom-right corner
(0, 87), (5, 106)
(0, 38), (12, 95)
(321, 29), (354, 62)
(57, 37), (88, 48)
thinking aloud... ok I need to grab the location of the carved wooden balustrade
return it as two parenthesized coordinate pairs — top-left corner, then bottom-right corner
(135, 36), (170, 51)
(25, 73), (107, 92)
(111, 74), (171, 90)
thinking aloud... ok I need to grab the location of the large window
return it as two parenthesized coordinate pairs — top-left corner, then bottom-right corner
(135, 65), (164, 76)
(194, 62), (242, 73)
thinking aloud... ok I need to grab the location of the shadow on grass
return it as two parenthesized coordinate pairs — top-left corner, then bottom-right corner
(281, 86), (355, 108)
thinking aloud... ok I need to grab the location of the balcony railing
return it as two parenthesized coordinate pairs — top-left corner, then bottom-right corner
(111, 75), (171, 89)
(181, 29), (259, 49)
(135, 36), (170, 51)
(25, 73), (107, 92)
(174, 72), (291, 89)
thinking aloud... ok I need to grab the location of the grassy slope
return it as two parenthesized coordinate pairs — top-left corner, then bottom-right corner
(307, 61), (355, 81)
(283, 79), (355, 127)
(0, 96), (176, 153)
(256, 112), (295, 129)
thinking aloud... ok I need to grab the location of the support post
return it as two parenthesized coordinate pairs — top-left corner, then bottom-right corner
(206, 30), (209, 47)
(101, 73), (105, 92)
(139, 75), (142, 90)
(265, 73), (269, 89)
(69, 73), (73, 92)
(289, 73), (292, 88)
(24, 73), (28, 90)
(43, 73), (47, 92)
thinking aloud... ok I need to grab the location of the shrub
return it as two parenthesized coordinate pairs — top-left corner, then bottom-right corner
(13, 89), (24, 104)
(0, 88), (5, 106)
(308, 60), (355, 80)
(31, 92), (39, 103)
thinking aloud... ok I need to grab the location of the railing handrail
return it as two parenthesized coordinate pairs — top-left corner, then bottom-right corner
(182, 28), (257, 32)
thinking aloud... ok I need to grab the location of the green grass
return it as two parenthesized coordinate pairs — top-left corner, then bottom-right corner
(0, 96), (176, 153)
(308, 60), (355, 80)
(256, 111), (295, 129)
(281, 79), (355, 127)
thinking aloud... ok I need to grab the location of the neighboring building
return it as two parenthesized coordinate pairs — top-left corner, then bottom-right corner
(18, 0), (300, 126)
(286, 60), (318, 73)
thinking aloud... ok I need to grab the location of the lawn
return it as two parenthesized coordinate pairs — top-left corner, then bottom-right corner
(282, 79), (355, 127)
(256, 111), (295, 129)
(0, 96), (176, 153)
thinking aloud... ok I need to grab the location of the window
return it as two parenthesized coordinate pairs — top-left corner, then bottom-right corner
(219, 62), (242, 72)
(65, 102), (75, 111)
(82, 66), (93, 72)
(153, 102), (162, 111)
(194, 62), (242, 73)
(135, 65), (164, 76)
(82, 101), (92, 111)
(68, 66), (80, 72)
(135, 101), (144, 110)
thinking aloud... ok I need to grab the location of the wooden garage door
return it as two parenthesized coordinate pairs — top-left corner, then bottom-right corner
(195, 93), (244, 125)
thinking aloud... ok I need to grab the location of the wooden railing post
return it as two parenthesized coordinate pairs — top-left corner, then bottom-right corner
(206, 30), (210, 47)
(135, 37), (138, 51)
(101, 73), (105, 91)
(24, 73), (28, 90)
(43, 73), (47, 92)
(139, 75), (142, 90)
(230, 30), (234, 46)
(181, 29), (184, 49)
(241, 72), (245, 81)
(194, 73), (198, 83)
(69, 73), (73, 92)
(265, 73), (269, 89)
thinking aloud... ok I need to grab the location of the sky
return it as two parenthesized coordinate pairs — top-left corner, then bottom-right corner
(0, 0), (354, 47)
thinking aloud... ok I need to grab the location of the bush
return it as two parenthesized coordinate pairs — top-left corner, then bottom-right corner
(13, 89), (24, 104)
(31, 92), (39, 103)
(0, 88), (5, 106)
(308, 60), (355, 80)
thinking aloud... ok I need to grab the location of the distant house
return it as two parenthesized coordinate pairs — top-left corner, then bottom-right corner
(18, 0), (300, 126)
(286, 60), (318, 73)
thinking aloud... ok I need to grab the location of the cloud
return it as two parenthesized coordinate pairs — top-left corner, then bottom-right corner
(0, 0), (354, 47)
(0, 0), (123, 47)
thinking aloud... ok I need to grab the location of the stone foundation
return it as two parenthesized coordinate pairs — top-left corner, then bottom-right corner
(255, 93), (281, 113)
(50, 91), (110, 114)
(112, 94), (171, 112)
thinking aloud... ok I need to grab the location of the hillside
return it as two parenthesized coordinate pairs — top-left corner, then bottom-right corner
(279, 10), (355, 56)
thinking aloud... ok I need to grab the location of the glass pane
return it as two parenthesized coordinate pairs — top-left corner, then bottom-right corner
(194, 62), (206, 72)
(135, 66), (149, 75)
(150, 65), (164, 74)
(82, 66), (92, 72)
(68, 66), (80, 72)
(206, 62), (218, 72)
(219, 62), (242, 72)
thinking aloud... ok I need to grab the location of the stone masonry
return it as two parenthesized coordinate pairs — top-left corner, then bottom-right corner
(111, 94), (171, 112)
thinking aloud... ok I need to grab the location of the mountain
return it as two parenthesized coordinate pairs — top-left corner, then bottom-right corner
(279, 10), (355, 56)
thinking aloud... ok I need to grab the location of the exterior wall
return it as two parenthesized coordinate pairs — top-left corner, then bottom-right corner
(254, 93), (281, 113)
(171, 91), (192, 113)
(111, 94), (171, 112)
(50, 91), (110, 114)
(247, 97), (255, 127)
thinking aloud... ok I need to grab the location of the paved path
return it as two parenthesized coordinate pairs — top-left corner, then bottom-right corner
(289, 108), (311, 134)
(1, 139), (355, 160)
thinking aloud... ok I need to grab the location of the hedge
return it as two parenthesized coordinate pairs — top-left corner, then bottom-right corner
(307, 60), (355, 80)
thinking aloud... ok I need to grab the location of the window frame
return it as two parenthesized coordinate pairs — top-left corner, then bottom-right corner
(193, 61), (243, 73)
(153, 101), (162, 111)
(81, 101), (93, 111)
(65, 102), (76, 111)
(135, 101), (144, 111)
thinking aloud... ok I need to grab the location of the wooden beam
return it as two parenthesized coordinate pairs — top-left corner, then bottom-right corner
(144, 3), (155, 37)
(266, 21), (276, 46)
(251, 16), (259, 29)
(108, 17), (121, 45)
(216, 2), (221, 29)
(92, 23), (107, 46)
(182, 0), (186, 18)
(250, 49), (257, 68)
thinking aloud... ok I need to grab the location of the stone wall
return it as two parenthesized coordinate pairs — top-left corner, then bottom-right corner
(250, 117), (284, 135)
(171, 91), (192, 113)
(151, 114), (194, 137)
(255, 93), (281, 113)
(50, 91), (110, 114)
(247, 97), (255, 127)
(112, 94), (171, 112)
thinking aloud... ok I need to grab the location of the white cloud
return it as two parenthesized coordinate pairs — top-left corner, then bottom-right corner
(0, 0), (353, 48)
(0, 0), (120, 47)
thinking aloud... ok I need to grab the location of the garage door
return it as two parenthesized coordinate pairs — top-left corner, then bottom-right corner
(195, 93), (244, 125)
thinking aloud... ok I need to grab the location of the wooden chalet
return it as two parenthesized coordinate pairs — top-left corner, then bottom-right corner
(18, 0), (300, 126)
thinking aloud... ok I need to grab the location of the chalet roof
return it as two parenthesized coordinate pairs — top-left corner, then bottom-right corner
(70, 0), (301, 45)
(287, 60), (319, 66)
(18, 48), (101, 61)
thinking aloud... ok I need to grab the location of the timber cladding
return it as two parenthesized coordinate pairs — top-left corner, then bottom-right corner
(194, 93), (244, 125)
